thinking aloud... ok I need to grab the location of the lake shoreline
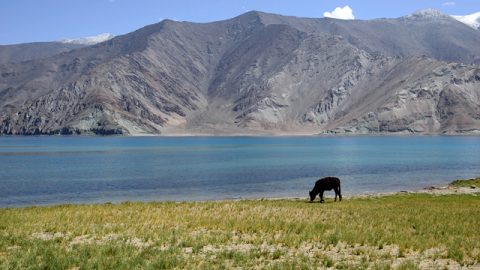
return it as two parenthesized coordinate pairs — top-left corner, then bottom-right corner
(2, 178), (478, 209)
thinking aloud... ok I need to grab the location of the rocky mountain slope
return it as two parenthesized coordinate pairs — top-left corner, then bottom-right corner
(0, 42), (85, 65)
(0, 34), (114, 65)
(1, 9), (480, 135)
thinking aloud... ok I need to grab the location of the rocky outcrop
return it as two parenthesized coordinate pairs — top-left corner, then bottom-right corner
(1, 10), (480, 135)
(321, 61), (480, 134)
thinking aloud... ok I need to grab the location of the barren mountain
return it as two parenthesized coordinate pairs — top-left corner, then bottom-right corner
(1, 10), (480, 135)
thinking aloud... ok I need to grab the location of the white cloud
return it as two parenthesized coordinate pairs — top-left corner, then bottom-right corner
(323, 6), (355, 20)
(442, 2), (456, 6)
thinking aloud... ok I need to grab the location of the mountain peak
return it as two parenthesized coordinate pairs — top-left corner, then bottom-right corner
(228, 10), (283, 27)
(407, 8), (450, 19)
(234, 10), (276, 21)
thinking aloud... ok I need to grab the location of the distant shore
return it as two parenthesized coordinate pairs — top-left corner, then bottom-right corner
(3, 131), (480, 137)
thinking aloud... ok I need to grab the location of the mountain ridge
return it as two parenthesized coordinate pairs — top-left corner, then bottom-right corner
(1, 10), (480, 135)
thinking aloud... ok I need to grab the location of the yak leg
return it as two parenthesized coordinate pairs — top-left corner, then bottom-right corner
(320, 190), (325, 203)
(334, 187), (342, 202)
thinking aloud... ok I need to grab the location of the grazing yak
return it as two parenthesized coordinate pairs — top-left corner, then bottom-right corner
(309, 177), (342, 203)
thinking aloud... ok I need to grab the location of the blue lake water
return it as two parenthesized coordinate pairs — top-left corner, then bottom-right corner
(0, 136), (479, 207)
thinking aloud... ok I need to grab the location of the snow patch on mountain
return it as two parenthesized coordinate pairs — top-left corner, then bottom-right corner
(60, 33), (114, 45)
(452, 12), (480, 29)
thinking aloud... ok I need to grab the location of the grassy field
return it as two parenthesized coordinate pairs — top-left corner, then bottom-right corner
(1, 180), (479, 269)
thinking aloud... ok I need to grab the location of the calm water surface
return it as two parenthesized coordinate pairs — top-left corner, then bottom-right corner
(1, 136), (479, 207)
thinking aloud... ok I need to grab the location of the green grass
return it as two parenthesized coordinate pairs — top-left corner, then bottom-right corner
(1, 193), (479, 269)
(450, 178), (480, 188)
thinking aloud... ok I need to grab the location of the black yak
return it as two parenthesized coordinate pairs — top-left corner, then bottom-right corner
(309, 177), (342, 203)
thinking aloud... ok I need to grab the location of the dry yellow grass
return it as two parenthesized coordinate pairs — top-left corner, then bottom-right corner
(1, 189), (479, 269)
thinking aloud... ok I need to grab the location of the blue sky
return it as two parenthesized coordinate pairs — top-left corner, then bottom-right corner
(1, 0), (478, 45)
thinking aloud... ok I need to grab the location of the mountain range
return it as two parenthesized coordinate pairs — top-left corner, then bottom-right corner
(1, 9), (480, 135)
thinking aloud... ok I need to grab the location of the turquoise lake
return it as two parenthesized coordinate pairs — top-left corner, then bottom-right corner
(1, 136), (479, 207)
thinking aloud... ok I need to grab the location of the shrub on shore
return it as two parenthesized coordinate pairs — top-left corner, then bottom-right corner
(449, 178), (480, 188)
